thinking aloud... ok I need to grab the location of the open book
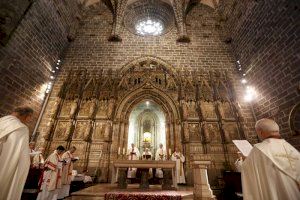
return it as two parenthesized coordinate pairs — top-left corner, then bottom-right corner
(232, 140), (253, 157)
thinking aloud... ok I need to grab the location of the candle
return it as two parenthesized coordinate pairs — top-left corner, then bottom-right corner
(169, 148), (172, 156)
(99, 150), (102, 159)
(118, 147), (120, 155)
(122, 148), (125, 155)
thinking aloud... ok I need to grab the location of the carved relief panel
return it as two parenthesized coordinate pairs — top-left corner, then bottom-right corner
(188, 123), (201, 142)
(96, 99), (109, 118)
(218, 102), (235, 120)
(60, 99), (73, 118)
(200, 101), (218, 121)
(93, 121), (111, 141)
(53, 120), (73, 141)
(203, 123), (222, 143)
(222, 122), (240, 143)
(72, 121), (90, 140)
(78, 98), (97, 118)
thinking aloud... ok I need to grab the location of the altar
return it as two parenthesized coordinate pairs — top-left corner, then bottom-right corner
(111, 160), (177, 189)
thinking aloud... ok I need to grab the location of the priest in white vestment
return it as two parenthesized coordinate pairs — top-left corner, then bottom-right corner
(37, 146), (65, 200)
(126, 143), (140, 178)
(58, 146), (77, 199)
(0, 106), (33, 200)
(171, 147), (186, 184)
(242, 118), (300, 200)
(155, 143), (166, 178)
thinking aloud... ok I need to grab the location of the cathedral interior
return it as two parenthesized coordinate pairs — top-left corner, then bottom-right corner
(0, 0), (299, 191)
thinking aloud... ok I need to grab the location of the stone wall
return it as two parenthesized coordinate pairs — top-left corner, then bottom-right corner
(0, 0), (79, 131)
(36, 3), (257, 185)
(218, 0), (300, 149)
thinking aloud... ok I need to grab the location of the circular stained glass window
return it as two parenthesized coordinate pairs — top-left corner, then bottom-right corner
(135, 19), (164, 36)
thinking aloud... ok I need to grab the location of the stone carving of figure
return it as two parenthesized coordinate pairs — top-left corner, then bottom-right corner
(219, 102), (234, 119)
(166, 76), (177, 91)
(181, 100), (188, 119)
(204, 123), (219, 143)
(61, 100), (71, 117)
(217, 82), (229, 102)
(107, 99), (115, 119)
(183, 122), (189, 141)
(83, 122), (92, 141)
(223, 123), (239, 143)
(64, 121), (74, 140)
(201, 102), (216, 120)
(104, 122), (111, 139)
(70, 98), (79, 118)
(89, 98), (97, 118)
(79, 99), (89, 116)
(97, 100), (108, 117)
(189, 124), (199, 139)
(73, 122), (87, 139)
(118, 75), (129, 90)
(188, 100), (198, 118)
(94, 122), (105, 140)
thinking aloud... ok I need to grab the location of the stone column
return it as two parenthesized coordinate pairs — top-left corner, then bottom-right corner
(193, 161), (215, 200)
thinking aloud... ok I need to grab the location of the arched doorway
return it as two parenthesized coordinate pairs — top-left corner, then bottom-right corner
(128, 100), (166, 155)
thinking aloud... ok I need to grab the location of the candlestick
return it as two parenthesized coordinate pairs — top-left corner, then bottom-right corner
(118, 147), (120, 155)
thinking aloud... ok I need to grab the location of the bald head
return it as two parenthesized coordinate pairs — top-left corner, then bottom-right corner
(255, 118), (280, 140)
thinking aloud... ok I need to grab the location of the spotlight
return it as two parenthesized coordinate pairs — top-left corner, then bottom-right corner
(56, 67), (59, 70)
(237, 60), (240, 64)
(57, 62), (60, 65)
(51, 70), (55, 73)
(58, 59), (61, 63)
(241, 79), (247, 84)
(244, 86), (257, 102)
(238, 68), (242, 71)
(243, 73), (246, 76)
(146, 101), (150, 106)
(50, 76), (54, 79)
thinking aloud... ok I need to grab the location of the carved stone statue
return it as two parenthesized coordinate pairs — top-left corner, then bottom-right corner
(83, 122), (92, 141)
(218, 102), (234, 119)
(166, 77), (177, 91)
(107, 98), (115, 119)
(189, 123), (200, 140)
(70, 98), (79, 118)
(89, 98), (97, 118)
(104, 122), (111, 139)
(187, 100), (198, 118)
(97, 100), (108, 118)
(181, 100), (188, 119)
(222, 123), (239, 143)
(64, 121), (73, 140)
(204, 123), (220, 143)
(94, 122), (105, 140)
(183, 122), (189, 141)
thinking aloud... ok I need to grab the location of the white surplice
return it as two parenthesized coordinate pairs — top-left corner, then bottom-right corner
(37, 151), (63, 200)
(0, 115), (30, 200)
(126, 147), (140, 178)
(242, 138), (300, 200)
(155, 148), (166, 178)
(58, 151), (74, 199)
(171, 152), (186, 184)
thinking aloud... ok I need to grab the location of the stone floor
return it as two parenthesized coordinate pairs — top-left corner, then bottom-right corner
(66, 183), (194, 200)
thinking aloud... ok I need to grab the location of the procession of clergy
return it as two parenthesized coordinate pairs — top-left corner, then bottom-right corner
(1, 106), (300, 200)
